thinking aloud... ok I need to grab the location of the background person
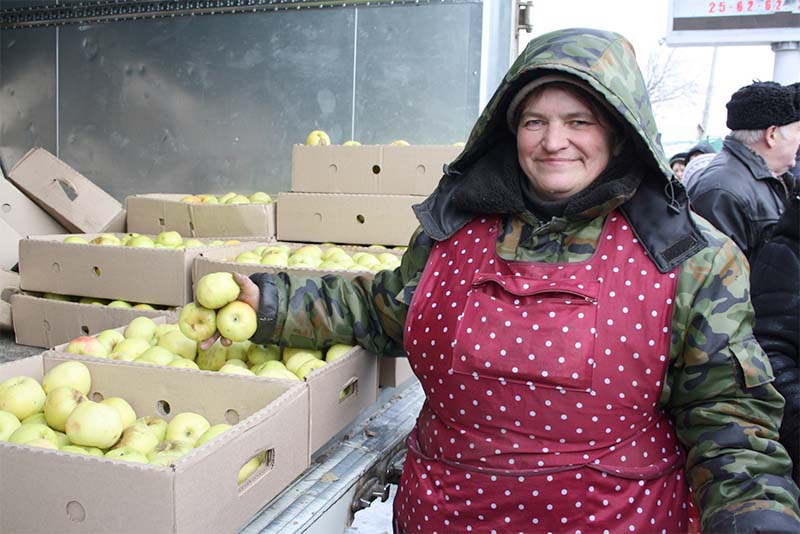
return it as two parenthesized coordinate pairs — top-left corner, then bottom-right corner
(208, 29), (800, 533)
(687, 81), (800, 260)
(670, 151), (687, 180)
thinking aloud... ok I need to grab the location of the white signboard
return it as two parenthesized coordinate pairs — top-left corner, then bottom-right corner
(666, 0), (800, 46)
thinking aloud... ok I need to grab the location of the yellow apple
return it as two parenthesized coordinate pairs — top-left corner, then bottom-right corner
(154, 323), (180, 340)
(218, 192), (237, 204)
(234, 251), (261, 264)
(136, 416), (168, 442)
(0, 410), (22, 441)
(155, 231), (183, 247)
(390, 140), (410, 146)
(96, 329), (125, 352)
(238, 453), (264, 484)
(216, 301), (257, 342)
(166, 412), (210, 447)
(218, 364), (255, 376)
(65, 336), (111, 359)
(167, 358), (200, 370)
(260, 252), (289, 266)
(284, 351), (321, 374)
(226, 340), (250, 362)
(225, 194), (250, 205)
(325, 343), (354, 362)
(126, 235), (155, 248)
(198, 194), (218, 204)
(183, 238), (205, 248)
(158, 330), (198, 361)
(112, 422), (159, 455)
(195, 423), (233, 447)
(0, 376), (47, 420)
(342, 140), (361, 146)
(247, 344), (281, 366)
(90, 233), (122, 246)
(249, 192), (272, 203)
(135, 346), (176, 366)
(25, 437), (59, 450)
(101, 397), (137, 429)
(110, 337), (152, 361)
(282, 347), (323, 364)
(65, 401), (123, 449)
(9, 422), (58, 446)
(42, 292), (74, 301)
(107, 300), (133, 308)
(147, 439), (193, 466)
(105, 446), (149, 464)
(178, 303), (217, 342)
(195, 272), (241, 310)
(133, 303), (157, 310)
(124, 316), (158, 345)
(63, 236), (88, 244)
(43, 386), (87, 432)
(79, 297), (109, 306)
(42, 361), (92, 395)
(196, 342), (228, 371)
(181, 195), (202, 203)
(305, 130), (331, 146)
(295, 358), (326, 379)
(21, 412), (47, 426)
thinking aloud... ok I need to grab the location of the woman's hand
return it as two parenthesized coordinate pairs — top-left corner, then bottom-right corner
(198, 272), (260, 350)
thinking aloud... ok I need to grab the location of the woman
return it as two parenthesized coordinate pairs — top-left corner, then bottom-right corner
(211, 28), (800, 532)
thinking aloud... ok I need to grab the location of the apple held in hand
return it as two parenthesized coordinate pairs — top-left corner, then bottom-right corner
(166, 412), (210, 447)
(0, 376), (47, 420)
(305, 130), (331, 146)
(179, 303), (217, 342)
(216, 301), (257, 342)
(42, 361), (92, 395)
(0, 410), (22, 441)
(65, 400), (124, 449)
(195, 272), (241, 310)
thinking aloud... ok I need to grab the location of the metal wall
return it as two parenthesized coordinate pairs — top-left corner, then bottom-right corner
(0, 1), (505, 201)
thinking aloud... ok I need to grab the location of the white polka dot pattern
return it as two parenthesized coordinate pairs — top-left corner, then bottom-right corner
(396, 214), (689, 533)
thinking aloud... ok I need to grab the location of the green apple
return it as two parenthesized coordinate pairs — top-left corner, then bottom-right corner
(96, 329), (125, 352)
(216, 301), (257, 342)
(195, 423), (233, 448)
(0, 410), (22, 441)
(256, 367), (300, 381)
(249, 192), (272, 204)
(167, 358), (200, 370)
(63, 236), (88, 244)
(296, 358), (327, 379)
(218, 192), (237, 204)
(126, 235), (155, 248)
(0, 376), (47, 420)
(154, 323), (180, 340)
(222, 359), (248, 369)
(284, 352), (320, 375)
(225, 194), (250, 205)
(305, 130), (330, 146)
(65, 401), (124, 449)
(25, 437), (59, 450)
(158, 330), (197, 361)
(148, 439), (193, 466)
(183, 238), (205, 248)
(390, 140), (410, 146)
(354, 253), (381, 270)
(135, 346), (176, 366)
(322, 247), (351, 263)
(196, 342), (228, 371)
(90, 233), (122, 246)
(107, 300), (133, 308)
(325, 343), (354, 362)
(53, 430), (71, 448)
(226, 340), (250, 362)
(292, 245), (323, 260)
(234, 251), (261, 264)
(260, 252), (289, 266)
(342, 140), (361, 146)
(136, 416), (168, 442)
(282, 347), (323, 364)
(195, 272), (241, 310)
(218, 364), (255, 376)
(44, 386), (87, 432)
(42, 292), (74, 301)
(79, 297), (110, 306)
(42, 361), (92, 395)
(178, 303), (217, 342)
(318, 260), (346, 270)
(9, 423), (57, 446)
(166, 412), (210, 447)
(155, 231), (183, 248)
(182, 195), (202, 203)
(105, 446), (149, 463)
(60, 444), (95, 455)
(124, 316), (158, 345)
(198, 194), (218, 204)
(251, 360), (288, 375)
(101, 397), (137, 429)
(110, 337), (152, 361)
(112, 422), (159, 455)
(132, 303), (157, 310)
(65, 336), (111, 358)
(21, 412), (47, 425)
(238, 453), (264, 484)
(247, 344), (281, 367)
(377, 252), (401, 265)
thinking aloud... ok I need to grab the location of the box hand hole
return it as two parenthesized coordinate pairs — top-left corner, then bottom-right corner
(339, 376), (358, 402)
(90, 392), (105, 402)
(65, 500), (86, 523)
(156, 399), (171, 416)
(81, 326), (89, 335)
(55, 178), (79, 201)
(237, 448), (275, 493)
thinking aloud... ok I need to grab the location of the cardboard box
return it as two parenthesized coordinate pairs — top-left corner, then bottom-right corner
(0, 353), (309, 534)
(10, 292), (179, 348)
(7, 147), (126, 234)
(18, 234), (226, 306)
(379, 356), (417, 388)
(126, 194), (277, 238)
(291, 144), (458, 195)
(0, 218), (23, 270)
(277, 192), (419, 246)
(0, 270), (19, 331)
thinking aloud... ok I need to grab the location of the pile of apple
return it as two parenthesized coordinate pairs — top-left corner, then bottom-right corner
(39, 292), (168, 311)
(305, 129), (408, 147)
(62, 231), (238, 250)
(0, 361), (265, 482)
(180, 192), (273, 205)
(230, 243), (402, 272)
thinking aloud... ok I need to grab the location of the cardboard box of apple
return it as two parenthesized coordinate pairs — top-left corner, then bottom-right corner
(179, 191), (273, 205)
(304, 129), (465, 148)
(35, 291), (170, 311)
(0, 360), (266, 481)
(61, 230), (240, 250)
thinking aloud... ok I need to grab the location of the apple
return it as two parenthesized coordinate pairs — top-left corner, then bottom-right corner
(79, 297), (109, 306)
(225, 194), (250, 205)
(135, 346), (176, 366)
(0, 410), (22, 441)
(196, 342), (228, 371)
(42, 361), (92, 395)
(42, 292), (74, 301)
(251, 360), (288, 374)
(218, 364), (255, 376)
(105, 446), (149, 464)
(0, 376), (47, 420)
(260, 252), (289, 266)
(9, 423), (58, 446)
(111, 338), (152, 361)
(166, 412), (210, 447)
(183, 238), (205, 248)
(377, 252), (401, 265)
(284, 352), (320, 375)
(322, 247), (351, 263)
(96, 329), (125, 352)
(44, 386), (87, 432)
(282, 347), (323, 364)
(195, 423), (233, 448)
(198, 194), (218, 204)
(354, 253), (381, 270)
(256, 366), (301, 381)
(154, 323), (180, 340)
(65, 401), (124, 449)
(25, 438), (59, 450)
(226, 340), (251, 362)
(113, 422), (159, 455)
(247, 344), (281, 366)
(158, 330), (197, 361)
(53, 430), (71, 448)
(133, 303), (157, 310)
(218, 192), (237, 204)
(90, 234), (122, 246)
(60, 444), (96, 455)
(305, 130), (331, 146)
(292, 245), (323, 261)
(178, 303), (217, 342)
(126, 235), (155, 248)
(65, 336), (111, 359)
(342, 140), (361, 146)
(124, 316), (158, 345)
(181, 195), (202, 203)
(238, 453), (264, 484)
(390, 140), (410, 146)
(234, 251), (261, 264)
(119, 233), (140, 246)
(155, 231), (183, 248)
(148, 440), (193, 466)
(107, 300), (133, 308)
(222, 359), (248, 369)
(216, 301), (257, 342)
(63, 236), (88, 244)
(296, 358), (327, 379)
(325, 343), (354, 362)
(249, 192), (272, 204)
(195, 272), (241, 310)
(167, 358), (200, 370)
(21, 412), (47, 425)
(101, 397), (137, 429)
(136, 416), (168, 442)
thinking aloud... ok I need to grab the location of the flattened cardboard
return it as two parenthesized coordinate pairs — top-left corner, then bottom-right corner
(277, 192), (419, 246)
(0, 270), (19, 331)
(10, 292), (179, 348)
(7, 147), (126, 233)
(0, 218), (23, 270)
(18, 234), (226, 306)
(125, 193), (277, 238)
(379, 356), (417, 388)
(0, 177), (67, 235)
(0, 353), (310, 534)
(291, 144), (459, 195)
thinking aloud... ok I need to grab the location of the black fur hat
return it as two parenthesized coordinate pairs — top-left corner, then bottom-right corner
(726, 81), (800, 130)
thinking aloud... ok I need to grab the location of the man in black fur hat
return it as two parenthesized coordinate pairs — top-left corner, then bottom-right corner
(688, 81), (800, 260)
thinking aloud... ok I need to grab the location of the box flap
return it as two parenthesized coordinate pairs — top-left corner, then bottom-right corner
(0, 270), (19, 331)
(0, 218), (23, 270)
(0, 178), (67, 236)
(8, 148), (125, 234)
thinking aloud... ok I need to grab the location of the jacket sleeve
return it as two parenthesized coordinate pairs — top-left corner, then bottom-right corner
(248, 228), (434, 356)
(667, 233), (800, 533)
(690, 188), (754, 258)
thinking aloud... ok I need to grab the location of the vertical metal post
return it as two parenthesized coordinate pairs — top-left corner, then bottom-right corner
(699, 46), (718, 139)
(772, 41), (800, 84)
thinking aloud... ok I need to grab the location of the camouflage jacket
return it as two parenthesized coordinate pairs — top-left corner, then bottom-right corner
(251, 28), (800, 532)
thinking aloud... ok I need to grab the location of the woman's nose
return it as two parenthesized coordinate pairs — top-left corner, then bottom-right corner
(541, 124), (569, 151)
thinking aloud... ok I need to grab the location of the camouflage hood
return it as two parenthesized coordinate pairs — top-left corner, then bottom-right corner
(449, 27), (672, 181)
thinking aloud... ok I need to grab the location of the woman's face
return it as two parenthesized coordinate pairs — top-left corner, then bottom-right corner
(671, 161), (685, 180)
(516, 85), (615, 200)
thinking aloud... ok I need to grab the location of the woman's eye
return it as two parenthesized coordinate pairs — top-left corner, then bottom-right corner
(523, 119), (544, 128)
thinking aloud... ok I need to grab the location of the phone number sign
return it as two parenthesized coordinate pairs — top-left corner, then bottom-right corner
(666, 0), (800, 45)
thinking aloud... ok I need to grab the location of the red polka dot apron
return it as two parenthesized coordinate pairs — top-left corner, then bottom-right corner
(395, 213), (692, 534)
